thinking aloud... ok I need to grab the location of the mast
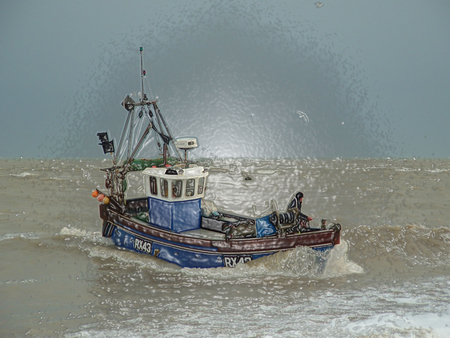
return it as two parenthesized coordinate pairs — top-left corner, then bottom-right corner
(140, 47), (146, 101)
(97, 47), (185, 206)
(138, 47), (182, 163)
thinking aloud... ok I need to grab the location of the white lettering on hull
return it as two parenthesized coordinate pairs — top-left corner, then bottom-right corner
(224, 255), (252, 268)
(134, 238), (152, 254)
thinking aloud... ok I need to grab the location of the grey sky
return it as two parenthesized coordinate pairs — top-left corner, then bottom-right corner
(1, 0), (449, 159)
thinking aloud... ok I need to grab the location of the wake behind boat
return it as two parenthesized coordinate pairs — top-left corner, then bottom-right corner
(92, 47), (341, 268)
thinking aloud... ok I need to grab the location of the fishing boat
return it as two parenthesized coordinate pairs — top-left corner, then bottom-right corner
(92, 47), (341, 268)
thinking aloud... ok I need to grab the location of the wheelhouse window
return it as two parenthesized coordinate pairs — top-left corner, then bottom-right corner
(185, 179), (195, 197)
(149, 176), (157, 195)
(198, 177), (204, 195)
(160, 179), (168, 198)
(172, 180), (182, 198)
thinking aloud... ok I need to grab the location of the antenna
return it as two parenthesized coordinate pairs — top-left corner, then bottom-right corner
(140, 47), (146, 101)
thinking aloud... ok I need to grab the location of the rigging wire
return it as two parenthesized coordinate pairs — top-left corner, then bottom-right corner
(114, 109), (133, 165)
(144, 74), (155, 101)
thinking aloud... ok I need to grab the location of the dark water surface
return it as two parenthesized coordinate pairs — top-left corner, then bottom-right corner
(1, 158), (449, 337)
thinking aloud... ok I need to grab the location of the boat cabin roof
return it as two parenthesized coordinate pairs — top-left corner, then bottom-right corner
(142, 166), (208, 179)
(141, 166), (208, 202)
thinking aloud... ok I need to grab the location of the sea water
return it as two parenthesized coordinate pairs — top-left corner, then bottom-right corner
(1, 157), (450, 337)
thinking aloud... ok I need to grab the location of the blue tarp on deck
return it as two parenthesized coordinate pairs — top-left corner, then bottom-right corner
(256, 215), (277, 237)
(148, 197), (201, 233)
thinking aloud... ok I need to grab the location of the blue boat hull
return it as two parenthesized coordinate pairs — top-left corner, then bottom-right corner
(108, 224), (334, 268)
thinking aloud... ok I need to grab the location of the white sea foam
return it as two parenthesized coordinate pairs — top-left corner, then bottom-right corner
(59, 226), (95, 238)
(345, 311), (449, 337)
(181, 240), (363, 280)
(323, 240), (365, 276)
(59, 223), (362, 279)
(0, 232), (40, 242)
(59, 226), (112, 248)
(255, 169), (278, 175)
(10, 172), (36, 177)
(59, 226), (180, 272)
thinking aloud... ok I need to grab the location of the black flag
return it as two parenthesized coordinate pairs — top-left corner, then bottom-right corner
(97, 132), (115, 154)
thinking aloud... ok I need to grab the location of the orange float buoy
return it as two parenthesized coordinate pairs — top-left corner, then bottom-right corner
(92, 190), (99, 198)
(103, 196), (110, 205)
(97, 194), (105, 202)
